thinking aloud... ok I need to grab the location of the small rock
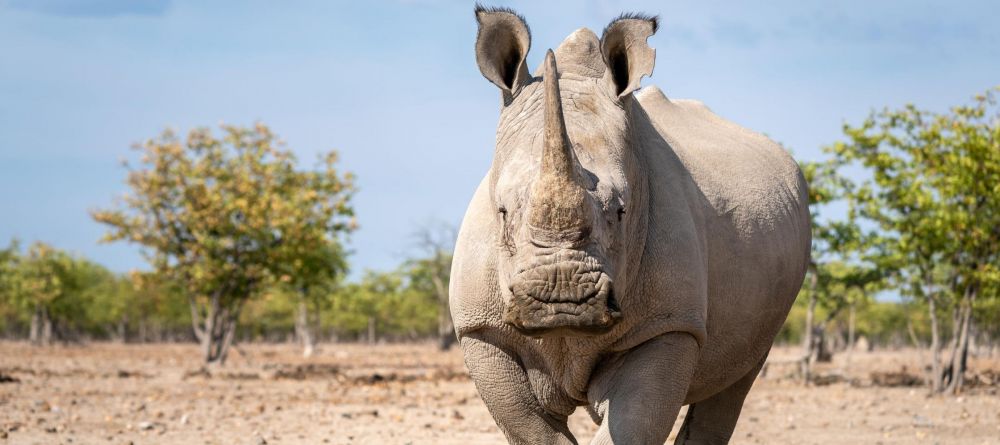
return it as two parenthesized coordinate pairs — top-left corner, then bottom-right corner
(137, 421), (155, 430)
(0, 373), (19, 384)
(912, 415), (933, 428)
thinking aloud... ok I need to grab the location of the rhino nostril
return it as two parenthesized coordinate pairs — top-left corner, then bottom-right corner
(606, 288), (620, 313)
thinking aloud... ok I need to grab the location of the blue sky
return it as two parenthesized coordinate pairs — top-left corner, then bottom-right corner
(1, 0), (998, 278)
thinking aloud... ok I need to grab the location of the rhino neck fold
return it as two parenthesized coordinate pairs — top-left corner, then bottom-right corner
(528, 49), (592, 243)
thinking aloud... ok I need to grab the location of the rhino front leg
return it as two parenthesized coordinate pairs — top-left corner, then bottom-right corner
(587, 332), (700, 445)
(461, 333), (577, 445)
(673, 355), (767, 445)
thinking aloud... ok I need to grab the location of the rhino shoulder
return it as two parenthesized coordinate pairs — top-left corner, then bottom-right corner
(449, 173), (504, 338)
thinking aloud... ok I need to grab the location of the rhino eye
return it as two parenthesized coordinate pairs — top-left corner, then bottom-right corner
(617, 207), (625, 221)
(498, 206), (508, 220)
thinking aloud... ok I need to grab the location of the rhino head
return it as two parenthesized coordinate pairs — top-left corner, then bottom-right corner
(474, 7), (658, 337)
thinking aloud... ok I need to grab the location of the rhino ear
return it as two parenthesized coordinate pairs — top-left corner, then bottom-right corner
(475, 5), (531, 97)
(600, 13), (658, 98)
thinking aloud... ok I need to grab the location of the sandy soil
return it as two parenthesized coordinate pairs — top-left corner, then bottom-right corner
(1, 342), (998, 444)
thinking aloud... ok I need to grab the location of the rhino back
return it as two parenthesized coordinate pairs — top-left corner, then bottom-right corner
(635, 85), (810, 401)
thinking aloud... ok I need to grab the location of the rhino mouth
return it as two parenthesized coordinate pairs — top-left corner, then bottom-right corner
(503, 263), (621, 337)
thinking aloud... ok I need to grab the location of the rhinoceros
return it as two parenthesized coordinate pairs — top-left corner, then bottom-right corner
(450, 6), (811, 444)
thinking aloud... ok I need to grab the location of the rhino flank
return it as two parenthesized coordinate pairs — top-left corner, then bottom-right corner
(450, 6), (811, 444)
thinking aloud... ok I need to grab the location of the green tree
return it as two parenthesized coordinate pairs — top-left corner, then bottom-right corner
(798, 158), (887, 382)
(123, 271), (191, 341)
(278, 241), (348, 357)
(329, 271), (399, 342)
(22, 243), (71, 345)
(799, 161), (846, 376)
(69, 257), (123, 338)
(829, 87), (1000, 393)
(93, 123), (355, 364)
(0, 239), (23, 334)
(4, 242), (93, 345)
(410, 224), (456, 350)
(323, 269), (439, 342)
(0, 240), (145, 341)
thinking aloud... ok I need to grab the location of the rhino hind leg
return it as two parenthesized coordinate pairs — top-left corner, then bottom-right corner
(674, 355), (767, 445)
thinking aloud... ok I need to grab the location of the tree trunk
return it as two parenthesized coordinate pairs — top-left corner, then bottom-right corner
(951, 310), (972, 394)
(367, 316), (376, 344)
(802, 267), (818, 384)
(31, 305), (53, 346)
(942, 285), (972, 391)
(831, 325), (845, 352)
(116, 314), (129, 344)
(28, 303), (52, 346)
(438, 309), (455, 351)
(30, 304), (42, 345)
(943, 302), (963, 388)
(969, 325), (979, 357)
(928, 292), (942, 392)
(814, 327), (832, 362)
(431, 273), (455, 351)
(845, 303), (856, 375)
(947, 286), (976, 394)
(41, 309), (53, 345)
(199, 294), (219, 364)
(193, 293), (241, 366)
(215, 311), (238, 364)
(295, 296), (316, 358)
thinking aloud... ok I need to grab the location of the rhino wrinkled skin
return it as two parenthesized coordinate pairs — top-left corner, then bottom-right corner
(450, 7), (811, 444)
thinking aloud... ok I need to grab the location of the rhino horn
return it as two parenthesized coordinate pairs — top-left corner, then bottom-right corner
(528, 49), (592, 243)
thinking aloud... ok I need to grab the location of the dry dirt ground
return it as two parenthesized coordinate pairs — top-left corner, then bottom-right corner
(1, 342), (998, 445)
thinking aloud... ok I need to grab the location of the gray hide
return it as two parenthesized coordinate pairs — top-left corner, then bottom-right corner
(451, 7), (811, 444)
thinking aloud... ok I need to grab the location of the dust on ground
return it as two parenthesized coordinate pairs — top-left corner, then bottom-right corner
(1, 342), (998, 444)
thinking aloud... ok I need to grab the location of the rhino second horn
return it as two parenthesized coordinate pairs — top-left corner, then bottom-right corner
(528, 49), (592, 244)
